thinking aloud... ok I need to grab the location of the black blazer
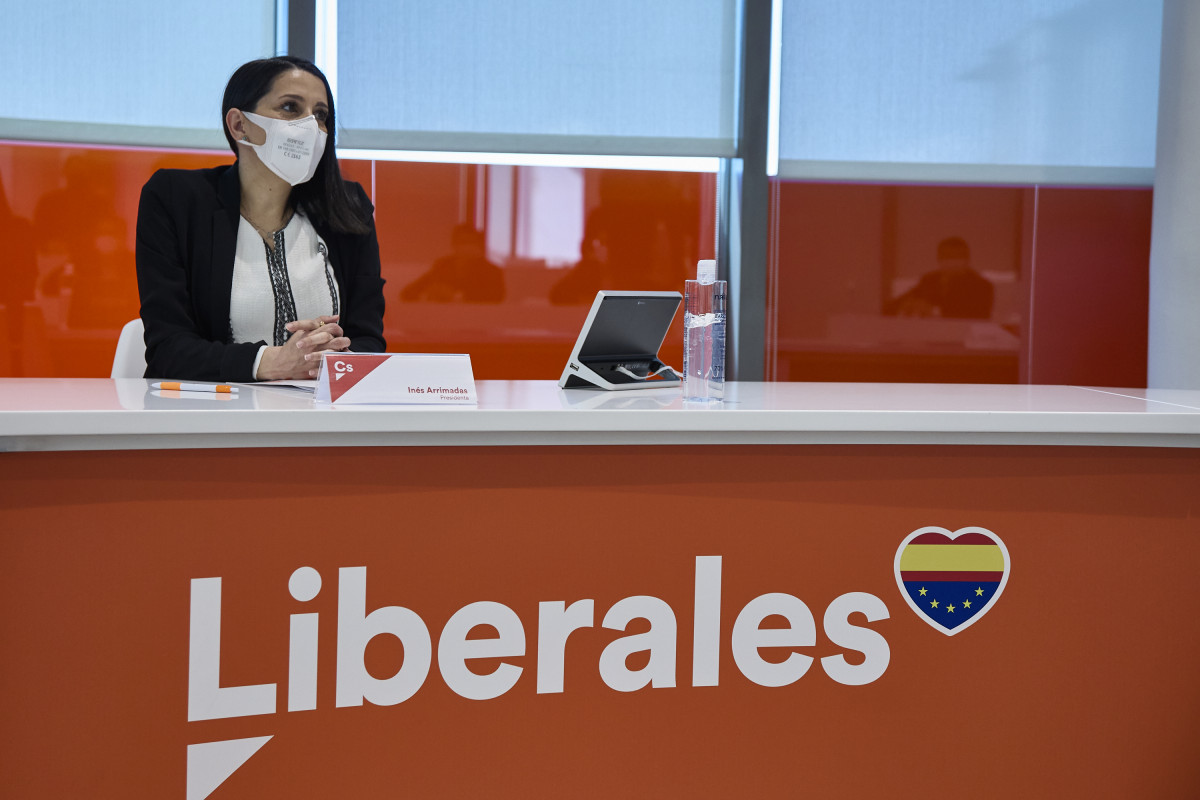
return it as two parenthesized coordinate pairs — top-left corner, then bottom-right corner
(135, 163), (386, 381)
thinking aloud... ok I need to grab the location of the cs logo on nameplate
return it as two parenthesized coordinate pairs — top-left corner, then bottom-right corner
(314, 352), (477, 404)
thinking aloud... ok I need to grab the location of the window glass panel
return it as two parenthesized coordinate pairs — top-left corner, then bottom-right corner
(0, 1), (275, 148)
(767, 180), (1028, 384)
(0, 142), (230, 377)
(336, 0), (738, 156)
(0, 141), (714, 379)
(777, 0), (1163, 183)
(766, 178), (1153, 386)
(376, 160), (717, 378)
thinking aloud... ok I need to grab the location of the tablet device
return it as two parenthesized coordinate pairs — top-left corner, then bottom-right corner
(557, 290), (682, 390)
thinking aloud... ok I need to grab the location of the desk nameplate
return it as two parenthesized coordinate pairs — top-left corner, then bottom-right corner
(314, 352), (477, 404)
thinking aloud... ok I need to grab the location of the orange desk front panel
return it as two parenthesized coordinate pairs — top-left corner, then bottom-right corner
(2, 442), (1198, 798)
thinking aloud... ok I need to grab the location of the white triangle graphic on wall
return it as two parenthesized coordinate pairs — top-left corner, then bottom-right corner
(187, 735), (272, 800)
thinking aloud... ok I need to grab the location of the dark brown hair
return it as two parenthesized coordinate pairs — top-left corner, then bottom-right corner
(222, 56), (371, 235)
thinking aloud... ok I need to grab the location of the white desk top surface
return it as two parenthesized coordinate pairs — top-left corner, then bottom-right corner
(2, 379), (1200, 452)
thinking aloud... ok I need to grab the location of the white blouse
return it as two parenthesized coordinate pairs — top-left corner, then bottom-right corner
(229, 211), (341, 374)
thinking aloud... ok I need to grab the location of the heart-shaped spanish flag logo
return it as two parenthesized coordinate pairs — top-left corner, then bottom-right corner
(894, 527), (1010, 636)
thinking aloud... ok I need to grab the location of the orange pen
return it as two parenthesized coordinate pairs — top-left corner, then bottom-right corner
(150, 382), (240, 393)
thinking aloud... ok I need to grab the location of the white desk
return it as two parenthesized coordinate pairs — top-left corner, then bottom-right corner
(3, 379), (1200, 451)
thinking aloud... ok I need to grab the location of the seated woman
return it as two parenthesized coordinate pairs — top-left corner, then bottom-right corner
(136, 56), (385, 381)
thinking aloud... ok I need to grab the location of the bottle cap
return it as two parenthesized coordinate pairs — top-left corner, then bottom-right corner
(697, 259), (717, 284)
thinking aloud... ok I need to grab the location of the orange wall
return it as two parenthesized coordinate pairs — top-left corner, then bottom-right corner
(1027, 188), (1151, 388)
(0, 141), (714, 380)
(1, 141), (1152, 386)
(0, 143), (229, 378)
(768, 181), (1152, 387)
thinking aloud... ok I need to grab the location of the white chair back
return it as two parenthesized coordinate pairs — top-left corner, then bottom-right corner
(110, 318), (147, 379)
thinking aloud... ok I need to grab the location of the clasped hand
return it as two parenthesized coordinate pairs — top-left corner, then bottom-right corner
(256, 315), (349, 380)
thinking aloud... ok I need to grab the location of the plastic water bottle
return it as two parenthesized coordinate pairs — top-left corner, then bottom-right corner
(683, 259), (726, 402)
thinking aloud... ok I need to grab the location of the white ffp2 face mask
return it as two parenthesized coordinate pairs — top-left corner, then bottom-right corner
(238, 110), (328, 186)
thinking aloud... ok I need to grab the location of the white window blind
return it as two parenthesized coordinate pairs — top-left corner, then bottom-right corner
(333, 0), (738, 157)
(0, 1), (276, 149)
(775, 0), (1163, 184)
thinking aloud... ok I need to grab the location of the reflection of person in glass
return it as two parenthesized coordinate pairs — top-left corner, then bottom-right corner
(400, 223), (504, 303)
(549, 212), (612, 305)
(68, 214), (136, 329)
(0, 173), (37, 361)
(136, 56), (386, 381)
(549, 172), (695, 305)
(884, 236), (993, 319)
(33, 153), (141, 330)
(34, 153), (118, 269)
